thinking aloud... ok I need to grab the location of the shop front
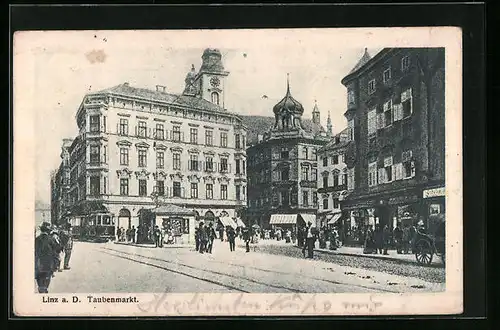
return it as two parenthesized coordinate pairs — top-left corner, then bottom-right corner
(138, 205), (196, 245)
(422, 185), (446, 228)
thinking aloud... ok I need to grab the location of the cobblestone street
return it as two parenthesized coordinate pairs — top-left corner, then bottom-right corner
(47, 240), (445, 293)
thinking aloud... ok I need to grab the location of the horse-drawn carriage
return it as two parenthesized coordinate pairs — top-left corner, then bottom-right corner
(413, 213), (446, 265)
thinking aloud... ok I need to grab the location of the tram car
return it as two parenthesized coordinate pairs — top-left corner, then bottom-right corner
(71, 213), (115, 242)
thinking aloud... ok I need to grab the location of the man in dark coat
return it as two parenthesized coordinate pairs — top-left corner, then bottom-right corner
(206, 223), (217, 253)
(382, 224), (390, 255)
(35, 222), (59, 293)
(59, 223), (74, 270)
(227, 226), (236, 252)
(304, 221), (316, 259)
(131, 225), (137, 243)
(198, 222), (208, 254)
(242, 227), (251, 252)
(194, 224), (200, 252)
(393, 223), (403, 254)
(153, 225), (162, 248)
(374, 224), (383, 254)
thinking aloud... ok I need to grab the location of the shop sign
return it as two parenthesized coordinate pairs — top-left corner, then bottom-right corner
(388, 195), (418, 205)
(423, 187), (445, 198)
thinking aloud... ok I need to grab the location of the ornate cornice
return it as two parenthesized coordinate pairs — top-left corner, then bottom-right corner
(116, 168), (133, 178)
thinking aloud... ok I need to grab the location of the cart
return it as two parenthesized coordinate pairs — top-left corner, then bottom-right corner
(414, 213), (446, 265)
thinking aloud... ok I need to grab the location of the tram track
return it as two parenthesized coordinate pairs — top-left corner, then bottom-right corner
(100, 247), (307, 293)
(101, 246), (395, 293)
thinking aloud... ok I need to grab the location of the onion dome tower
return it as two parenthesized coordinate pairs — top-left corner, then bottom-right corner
(272, 74), (305, 130)
(183, 64), (199, 96)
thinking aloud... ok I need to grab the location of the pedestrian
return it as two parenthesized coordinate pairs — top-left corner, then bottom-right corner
(198, 222), (208, 254)
(59, 223), (74, 270)
(206, 223), (217, 253)
(374, 224), (383, 254)
(242, 227), (251, 252)
(382, 224), (390, 255)
(219, 225), (224, 242)
(153, 225), (162, 248)
(393, 223), (403, 254)
(227, 226), (236, 252)
(363, 226), (375, 254)
(402, 224), (410, 254)
(131, 225), (136, 244)
(50, 227), (63, 272)
(409, 223), (417, 253)
(303, 221), (316, 259)
(35, 222), (60, 293)
(195, 224), (200, 252)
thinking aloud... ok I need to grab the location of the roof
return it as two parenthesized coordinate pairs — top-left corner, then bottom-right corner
(319, 128), (351, 152)
(348, 48), (372, 75)
(90, 83), (229, 113)
(152, 204), (195, 216)
(240, 115), (324, 144)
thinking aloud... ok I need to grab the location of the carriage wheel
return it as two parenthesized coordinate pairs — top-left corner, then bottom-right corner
(415, 239), (433, 265)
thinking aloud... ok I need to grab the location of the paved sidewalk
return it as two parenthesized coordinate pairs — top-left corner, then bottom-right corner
(253, 239), (442, 266)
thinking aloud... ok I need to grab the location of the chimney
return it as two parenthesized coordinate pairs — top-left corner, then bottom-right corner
(156, 85), (166, 93)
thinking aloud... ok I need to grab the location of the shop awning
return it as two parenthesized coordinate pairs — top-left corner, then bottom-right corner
(219, 216), (237, 228)
(235, 218), (246, 228)
(68, 200), (109, 216)
(270, 214), (297, 225)
(300, 214), (316, 226)
(328, 213), (342, 225)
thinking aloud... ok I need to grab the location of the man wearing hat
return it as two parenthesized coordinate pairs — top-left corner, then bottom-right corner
(198, 222), (208, 254)
(59, 223), (74, 270)
(206, 222), (217, 253)
(304, 221), (316, 259)
(35, 222), (59, 293)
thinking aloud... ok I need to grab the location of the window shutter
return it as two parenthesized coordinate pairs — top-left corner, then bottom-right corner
(391, 165), (396, 182)
(411, 161), (416, 177)
(378, 168), (385, 184)
(394, 163), (402, 180)
(377, 113), (385, 129)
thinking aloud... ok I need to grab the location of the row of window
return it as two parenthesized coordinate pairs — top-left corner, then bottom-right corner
(114, 117), (246, 148)
(115, 179), (245, 200)
(321, 154), (344, 167)
(250, 192), (318, 208)
(322, 172), (348, 189)
(368, 151), (415, 187)
(117, 148), (246, 174)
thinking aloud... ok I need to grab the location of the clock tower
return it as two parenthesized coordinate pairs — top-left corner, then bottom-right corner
(198, 48), (229, 109)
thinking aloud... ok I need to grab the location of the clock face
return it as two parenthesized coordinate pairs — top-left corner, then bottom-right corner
(210, 77), (220, 87)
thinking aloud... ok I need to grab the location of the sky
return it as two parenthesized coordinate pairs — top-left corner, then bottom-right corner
(14, 29), (390, 205)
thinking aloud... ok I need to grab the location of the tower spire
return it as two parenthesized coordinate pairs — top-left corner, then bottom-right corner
(286, 73), (290, 94)
(327, 111), (333, 136)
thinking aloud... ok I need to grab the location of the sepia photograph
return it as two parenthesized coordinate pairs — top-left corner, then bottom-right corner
(13, 27), (463, 316)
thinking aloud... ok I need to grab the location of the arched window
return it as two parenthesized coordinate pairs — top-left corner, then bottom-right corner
(211, 92), (220, 105)
(118, 208), (131, 217)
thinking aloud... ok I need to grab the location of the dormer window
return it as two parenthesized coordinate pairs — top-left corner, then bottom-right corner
(368, 79), (376, 95)
(383, 67), (392, 83)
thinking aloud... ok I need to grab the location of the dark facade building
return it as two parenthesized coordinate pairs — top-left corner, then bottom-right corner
(246, 79), (329, 230)
(340, 48), (445, 239)
(50, 138), (73, 225)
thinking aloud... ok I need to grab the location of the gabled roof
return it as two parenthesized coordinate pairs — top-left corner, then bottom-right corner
(348, 48), (372, 75)
(89, 83), (229, 113)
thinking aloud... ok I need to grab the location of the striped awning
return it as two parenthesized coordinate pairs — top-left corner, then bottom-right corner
(328, 213), (342, 225)
(235, 218), (246, 228)
(219, 217), (237, 228)
(270, 214), (297, 225)
(300, 214), (317, 226)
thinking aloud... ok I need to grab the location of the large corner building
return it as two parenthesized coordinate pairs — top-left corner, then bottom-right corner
(52, 48), (247, 241)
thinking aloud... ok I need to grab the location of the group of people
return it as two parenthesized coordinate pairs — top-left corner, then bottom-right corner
(195, 222), (253, 254)
(34, 222), (74, 293)
(362, 223), (418, 255)
(117, 226), (137, 243)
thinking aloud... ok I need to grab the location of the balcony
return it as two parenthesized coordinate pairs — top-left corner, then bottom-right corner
(317, 184), (347, 194)
(299, 180), (317, 188)
(86, 161), (108, 170)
